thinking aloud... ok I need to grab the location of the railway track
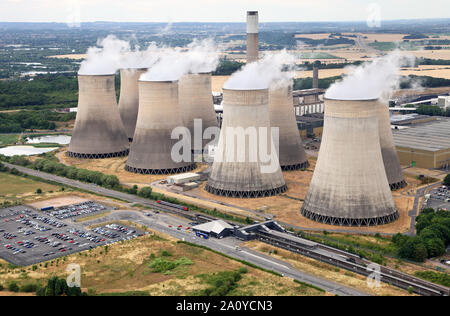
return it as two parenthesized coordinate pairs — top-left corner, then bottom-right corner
(257, 231), (449, 296)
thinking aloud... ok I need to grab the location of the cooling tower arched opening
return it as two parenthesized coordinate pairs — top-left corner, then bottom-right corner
(269, 84), (309, 171)
(125, 80), (196, 175)
(118, 68), (148, 142)
(301, 98), (399, 227)
(67, 74), (130, 159)
(206, 88), (287, 198)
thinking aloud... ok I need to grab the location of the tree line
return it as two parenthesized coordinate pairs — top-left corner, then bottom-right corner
(0, 110), (75, 133)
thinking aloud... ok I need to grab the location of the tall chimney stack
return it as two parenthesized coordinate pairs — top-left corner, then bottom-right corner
(312, 61), (320, 89)
(246, 11), (259, 64)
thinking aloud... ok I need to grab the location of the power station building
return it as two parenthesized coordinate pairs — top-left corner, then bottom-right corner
(179, 73), (219, 152)
(246, 11), (259, 63)
(269, 84), (309, 171)
(67, 74), (130, 159)
(301, 98), (398, 226)
(125, 80), (196, 174)
(206, 88), (287, 198)
(118, 68), (147, 141)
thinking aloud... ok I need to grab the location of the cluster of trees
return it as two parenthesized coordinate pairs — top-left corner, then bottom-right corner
(36, 277), (85, 296)
(393, 209), (450, 262)
(403, 34), (429, 40)
(0, 110), (75, 133)
(400, 75), (450, 89)
(417, 58), (450, 66)
(415, 105), (450, 117)
(293, 76), (342, 90)
(444, 174), (450, 187)
(213, 59), (244, 76)
(201, 268), (247, 296)
(0, 74), (78, 109)
(294, 36), (355, 47)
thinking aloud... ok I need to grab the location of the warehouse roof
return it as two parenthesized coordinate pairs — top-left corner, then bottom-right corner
(393, 118), (450, 152)
(192, 220), (234, 235)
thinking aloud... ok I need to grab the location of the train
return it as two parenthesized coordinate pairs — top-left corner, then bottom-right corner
(156, 200), (189, 211)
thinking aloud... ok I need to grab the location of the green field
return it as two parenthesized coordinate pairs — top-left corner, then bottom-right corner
(298, 52), (341, 59)
(369, 41), (419, 51)
(0, 134), (19, 147)
(0, 172), (59, 200)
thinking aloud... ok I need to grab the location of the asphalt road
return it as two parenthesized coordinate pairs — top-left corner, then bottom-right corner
(3, 163), (368, 296)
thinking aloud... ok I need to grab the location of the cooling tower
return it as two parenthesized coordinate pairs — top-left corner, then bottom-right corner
(205, 88), (287, 198)
(178, 73), (219, 152)
(376, 101), (407, 190)
(269, 84), (309, 171)
(301, 98), (398, 226)
(125, 80), (196, 174)
(118, 68), (147, 141)
(67, 75), (130, 159)
(246, 11), (259, 63)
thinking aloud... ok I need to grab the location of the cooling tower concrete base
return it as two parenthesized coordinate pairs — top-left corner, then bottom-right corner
(206, 88), (287, 199)
(301, 98), (398, 227)
(125, 80), (196, 175)
(67, 74), (130, 160)
(269, 85), (309, 171)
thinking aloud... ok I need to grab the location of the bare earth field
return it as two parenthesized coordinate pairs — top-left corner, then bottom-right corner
(0, 229), (328, 296)
(29, 195), (90, 209)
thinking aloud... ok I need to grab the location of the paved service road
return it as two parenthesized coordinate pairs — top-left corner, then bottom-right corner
(4, 163), (369, 296)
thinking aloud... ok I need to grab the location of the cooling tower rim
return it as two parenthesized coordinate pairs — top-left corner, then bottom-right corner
(324, 97), (379, 102)
(77, 73), (116, 77)
(223, 87), (268, 93)
(138, 79), (179, 83)
(120, 67), (148, 71)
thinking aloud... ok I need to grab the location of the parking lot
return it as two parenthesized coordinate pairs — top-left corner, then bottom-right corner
(0, 204), (144, 266)
(424, 185), (450, 211)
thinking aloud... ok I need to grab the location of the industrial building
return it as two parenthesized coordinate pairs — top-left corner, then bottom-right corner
(301, 99), (398, 227)
(67, 74), (130, 159)
(206, 88), (287, 198)
(393, 117), (450, 169)
(179, 73), (219, 152)
(246, 11), (259, 63)
(118, 68), (147, 141)
(269, 84), (309, 170)
(296, 114), (324, 139)
(293, 88), (325, 116)
(167, 173), (201, 185)
(125, 80), (196, 174)
(192, 220), (234, 239)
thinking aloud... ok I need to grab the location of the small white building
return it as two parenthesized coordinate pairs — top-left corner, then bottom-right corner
(167, 173), (200, 185)
(437, 96), (450, 109)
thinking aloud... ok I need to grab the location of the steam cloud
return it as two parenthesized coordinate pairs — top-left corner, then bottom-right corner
(325, 51), (416, 100)
(78, 35), (161, 75)
(140, 39), (220, 82)
(223, 50), (296, 90)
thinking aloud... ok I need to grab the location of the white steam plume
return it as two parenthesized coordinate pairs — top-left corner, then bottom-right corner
(78, 35), (130, 75)
(140, 39), (220, 82)
(78, 35), (162, 75)
(325, 51), (416, 100)
(223, 50), (296, 90)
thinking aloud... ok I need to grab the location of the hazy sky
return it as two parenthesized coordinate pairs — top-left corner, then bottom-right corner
(1, 0), (449, 23)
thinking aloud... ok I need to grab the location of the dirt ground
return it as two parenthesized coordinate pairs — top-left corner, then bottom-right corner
(29, 195), (89, 209)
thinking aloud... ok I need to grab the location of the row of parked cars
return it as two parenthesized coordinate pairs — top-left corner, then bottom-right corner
(67, 228), (106, 243)
(31, 215), (67, 228)
(48, 201), (106, 220)
(16, 218), (52, 232)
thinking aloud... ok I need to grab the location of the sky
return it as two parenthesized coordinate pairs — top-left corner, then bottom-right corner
(1, 0), (449, 23)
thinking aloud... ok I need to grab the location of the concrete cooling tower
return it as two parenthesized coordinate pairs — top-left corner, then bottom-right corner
(301, 98), (398, 226)
(179, 73), (218, 152)
(269, 84), (309, 171)
(376, 101), (407, 190)
(67, 75), (130, 159)
(118, 68), (147, 141)
(246, 11), (259, 63)
(206, 88), (287, 198)
(125, 80), (196, 174)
